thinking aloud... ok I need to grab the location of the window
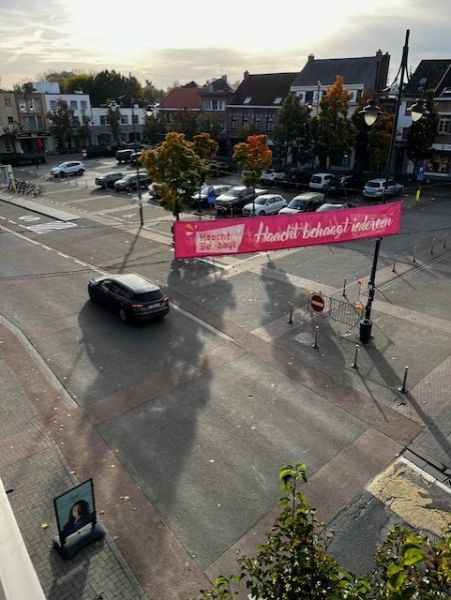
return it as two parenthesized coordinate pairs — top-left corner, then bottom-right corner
(4, 96), (11, 107)
(242, 116), (248, 128)
(296, 91), (305, 102)
(273, 96), (282, 105)
(347, 90), (357, 102)
(72, 116), (80, 126)
(254, 116), (261, 127)
(243, 97), (252, 104)
(305, 91), (313, 104)
(80, 100), (88, 109)
(438, 117), (451, 133)
(266, 116), (273, 132)
(50, 100), (57, 110)
(70, 100), (78, 110)
(132, 114), (138, 125)
(100, 115), (108, 125)
(7, 116), (13, 124)
(121, 115), (129, 125)
(230, 116), (237, 130)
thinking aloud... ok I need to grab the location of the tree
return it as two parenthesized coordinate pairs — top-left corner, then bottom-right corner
(367, 111), (394, 174)
(195, 464), (451, 600)
(313, 76), (355, 168)
(107, 105), (122, 144)
(170, 109), (199, 140)
(274, 93), (312, 168)
(47, 99), (74, 151)
(233, 134), (272, 215)
(141, 132), (203, 220)
(142, 79), (166, 105)
(90, 70), (143, 107)
(191, 133), (219, 212)
(406, 89), (439, 170)
(143, 114), (167, 145)
(196, 114), (224, 140)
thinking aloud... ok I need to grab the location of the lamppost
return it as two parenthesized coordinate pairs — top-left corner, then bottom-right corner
(358, 29), (427, 344)
(109, 92), (144, 228)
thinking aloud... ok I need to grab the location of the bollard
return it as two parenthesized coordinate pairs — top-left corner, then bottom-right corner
(398, 366), (409, 393)
(342, 278), (347, 298)
(430, 238), (436, 254)
(312, 326), (319, 349)
(392, 255), (397, 273)
(412, 246), (417, 263)
(288, 305), (293, 325)
(351, 344), (360, 369)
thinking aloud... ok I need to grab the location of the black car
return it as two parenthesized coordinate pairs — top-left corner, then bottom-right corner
(326, 175), (362, 196)
(114, 173), (151, 192)
(115, 149), (134, 163)
(215, 186), (267, 216)
(94, 172), (124, 189)
(88, 273), (169, 323)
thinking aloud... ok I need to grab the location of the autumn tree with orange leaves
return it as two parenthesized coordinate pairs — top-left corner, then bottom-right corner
(233, 134), (272, 215)
(312, 76), (356, 169)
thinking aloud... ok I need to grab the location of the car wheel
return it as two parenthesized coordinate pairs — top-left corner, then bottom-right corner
(88, 289), (96, 302)
(78, 169), (84, 176)
(258, 210), (265, 216)
(119, 308), (129, 323)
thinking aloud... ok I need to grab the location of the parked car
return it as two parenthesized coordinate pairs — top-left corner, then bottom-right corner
(325, 175), (363, 196)
(281, 168), (312, 187)
(129, 151), (145, 166)
(206, 160), (236, 176)
(309, 172), (334, 190)
(115, 149), (134, 163)
(88, 273), (169, 323)
(190, 184), (233, 209)
(215, 186), (267, 216)
(363, 178), (404, 199)
(50, 161), (85, 177)
(242, 194), (287, 216)
(315, 202), (356, 212)
(95, 172), (124, 189)
(278, 192), (326, 214)
(260, 169), (286, 185)
(114, 173), (150, 192)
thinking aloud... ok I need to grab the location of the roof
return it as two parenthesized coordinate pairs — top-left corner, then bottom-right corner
(404, 60), (451, 96)
(292, 54), (389, 89)
(111, 273), (160, 292)
(158, 87), (205, 110)
(229, 73), (298, 107)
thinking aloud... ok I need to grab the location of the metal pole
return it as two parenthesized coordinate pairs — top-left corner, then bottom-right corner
(359, 237), (382, 343)
(312, 326), (319, 349)
(129, 74), (144, 227)
(382, 29), (410, 203)
(351, 344), (360, 369)
(288, 305), (293, 325)
(392, 255), (397, 272)
(399, 366), (409, 393)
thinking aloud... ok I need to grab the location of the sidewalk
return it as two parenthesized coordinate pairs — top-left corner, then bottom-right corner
(0, 318), (148, 600)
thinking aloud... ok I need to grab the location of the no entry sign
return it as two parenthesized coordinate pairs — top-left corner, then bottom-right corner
(310, 294), (325, 313)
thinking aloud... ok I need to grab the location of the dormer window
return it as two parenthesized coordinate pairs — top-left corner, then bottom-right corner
(243, 97), (252, 104)
(273, 96), (282, 105)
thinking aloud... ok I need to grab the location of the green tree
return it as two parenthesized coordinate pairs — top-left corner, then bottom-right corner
(367, 111), (394, 174)
(314, 76), (355, 168)
(274, 93), (312, 168)
(141, 131), (203, 220)
(195, 464), (451, 600)
(47, 98), (74, 151)
(142, 79), (166, 105)
(170, 109), (199, 140)
(90, 70), (143, 107)
(143, 114), (167, 145)
(63, 72), (95, 95)
(406, 89), (439, 170)
(197, 114), (224, 140)
(107, 104), (122, 143)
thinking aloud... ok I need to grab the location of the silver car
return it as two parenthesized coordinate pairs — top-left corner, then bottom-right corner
(50, 161), (85, 177)
(363, 178), (404, 199)
(242, 194), (287, 216)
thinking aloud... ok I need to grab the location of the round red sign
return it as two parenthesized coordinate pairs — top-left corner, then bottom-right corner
(310, 294), (325, 313)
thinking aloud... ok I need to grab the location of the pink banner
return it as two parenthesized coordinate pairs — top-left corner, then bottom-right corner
(174, 201), (402, 259)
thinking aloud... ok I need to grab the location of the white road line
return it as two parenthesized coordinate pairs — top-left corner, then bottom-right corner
(170, 301), (233, 342)
(399, 456), (451, 496)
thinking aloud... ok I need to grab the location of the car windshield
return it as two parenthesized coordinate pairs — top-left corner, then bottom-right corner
(329, 177), (342, 186)
(133, 290), (163, 302)
(255, 198), (268, 205)
(367, 182), (381, 188)
(227, 189), (244, 198)
(311, 176), (321, 183)
(288, 199), (308, 209)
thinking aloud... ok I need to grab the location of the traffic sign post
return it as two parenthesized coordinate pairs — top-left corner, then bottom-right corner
(310, 294), (325, 313)
(416, 166), (425, 205)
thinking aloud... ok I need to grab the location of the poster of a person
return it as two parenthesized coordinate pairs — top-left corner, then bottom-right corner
(54, 479), (96, 543)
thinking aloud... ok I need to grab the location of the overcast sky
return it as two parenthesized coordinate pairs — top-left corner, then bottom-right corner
(0, 0), (450, 91)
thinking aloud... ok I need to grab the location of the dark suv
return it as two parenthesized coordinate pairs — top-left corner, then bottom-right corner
(115, 149), (134, 163)
(95, 172), (124, 189)
(88, 273), (169, 323)
(114, 173), (150, 192)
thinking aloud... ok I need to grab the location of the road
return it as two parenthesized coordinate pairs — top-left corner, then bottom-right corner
(1, 155), (450, 598)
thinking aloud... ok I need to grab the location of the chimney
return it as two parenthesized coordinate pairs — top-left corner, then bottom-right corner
(243, 70), (249, 79)
(308, 54), (315, 62)
(376, 49), (382, 59)
(221, 75), (227, 82)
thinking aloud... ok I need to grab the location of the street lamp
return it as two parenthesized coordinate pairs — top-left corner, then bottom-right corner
(109, 91), (144, 228)
(358, 29), (426, 344)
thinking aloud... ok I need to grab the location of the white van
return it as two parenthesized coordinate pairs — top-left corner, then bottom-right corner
(309, 172), (333, 190)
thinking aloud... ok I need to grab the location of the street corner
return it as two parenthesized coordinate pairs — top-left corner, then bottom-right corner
(366, 456), (451, 537)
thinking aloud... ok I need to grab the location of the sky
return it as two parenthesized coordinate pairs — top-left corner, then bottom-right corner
(0, 0), (450, 92)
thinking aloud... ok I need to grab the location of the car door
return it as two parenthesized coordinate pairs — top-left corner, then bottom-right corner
(96, 280), (114, 308)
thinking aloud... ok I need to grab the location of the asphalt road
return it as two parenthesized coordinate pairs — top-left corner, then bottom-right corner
(1, 155), (450, 594)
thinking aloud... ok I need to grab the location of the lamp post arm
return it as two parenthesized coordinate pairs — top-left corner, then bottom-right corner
(383, 29), (410, 200)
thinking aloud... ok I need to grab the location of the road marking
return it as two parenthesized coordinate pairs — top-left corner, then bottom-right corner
(170, 302), (234, 342)
(26, 221), (78, 233)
